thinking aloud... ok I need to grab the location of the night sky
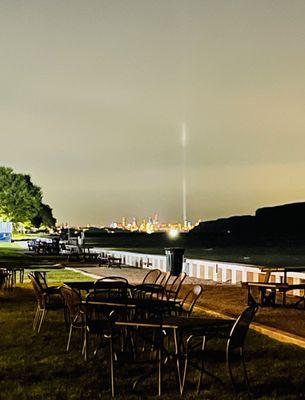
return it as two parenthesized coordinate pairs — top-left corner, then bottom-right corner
(1, 1), (305, 226)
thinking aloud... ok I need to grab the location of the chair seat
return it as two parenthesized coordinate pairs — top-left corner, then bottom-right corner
(45, 286), (61, 294)
(183, 321), (235, 337)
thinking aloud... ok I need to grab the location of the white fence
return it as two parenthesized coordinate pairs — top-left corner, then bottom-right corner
(92, 248), (305, 292)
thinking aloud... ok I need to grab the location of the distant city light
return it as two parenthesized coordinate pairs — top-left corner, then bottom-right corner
(168, 228), (179, 239)
(105, 214), (200, 234)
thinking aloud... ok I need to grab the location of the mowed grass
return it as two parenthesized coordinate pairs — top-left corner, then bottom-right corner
(23, 268), (94, 285)
(0, 242), (25, 258)
(0, 269), (305, 399)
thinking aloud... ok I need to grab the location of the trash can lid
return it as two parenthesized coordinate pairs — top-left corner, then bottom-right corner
(164, 247), (185, 252)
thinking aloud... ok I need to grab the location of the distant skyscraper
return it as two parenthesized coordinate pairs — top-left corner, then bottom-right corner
(132, 217), (137, 229)
(153, 213), (159, 225)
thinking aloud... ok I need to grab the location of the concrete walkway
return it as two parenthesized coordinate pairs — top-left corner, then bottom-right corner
(65, 263), (219, 285)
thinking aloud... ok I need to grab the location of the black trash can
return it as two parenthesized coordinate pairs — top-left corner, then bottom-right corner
(165, 247), (185, 276)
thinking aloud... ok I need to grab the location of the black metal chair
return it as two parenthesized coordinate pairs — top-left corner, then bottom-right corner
(225, 304), (259, 396)
(142, 269), (161, 285)
(166, 272), (186, 301)
(60, 285), (85, 352)
(176, 284), (203, 317)
(94, 276), (128, 287)
(28, 273), (65, 333)
(109, 309), (166, 397)
(132, 283), (168, 300)
(181, 304), (258, 396)
(157, 271), (171, 288)
(83, 281), (129, 360)
(32, 271), (61, 295)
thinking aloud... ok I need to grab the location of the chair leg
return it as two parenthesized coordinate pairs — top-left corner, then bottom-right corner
(38, 310), (47, 333)
(158, 348), (162, 397)
(33, 306), (40, 331)
(197, 336), (206, 394)
(83, 328), (88, 360)
(240, 347), (253, 397)
(181, 348), (189, 395)
(67, 324), (73, 352)
(173, 329), (182, 395)
(226, 345), (238, 395)
(109, 335), (115, 398)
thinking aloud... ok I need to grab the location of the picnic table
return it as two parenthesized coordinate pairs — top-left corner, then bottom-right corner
(246, 267), (305, 307)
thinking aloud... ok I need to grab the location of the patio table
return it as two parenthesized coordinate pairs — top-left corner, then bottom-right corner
(114, 316), (234, 395)
(64, 281), (95, 292)
(82, 297), (181, 312)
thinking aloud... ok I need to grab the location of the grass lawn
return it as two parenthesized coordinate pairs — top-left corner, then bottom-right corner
(23, 268), (94, 285)
(0, 242), (26, 258)
(1, 269), (305, 399)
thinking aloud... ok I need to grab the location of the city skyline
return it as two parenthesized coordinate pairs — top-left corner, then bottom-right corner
(1, 1), (305, 226)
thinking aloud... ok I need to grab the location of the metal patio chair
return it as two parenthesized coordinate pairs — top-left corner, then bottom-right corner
(83, 281), (129, 360)
(176, 284), (203, 317)
(166, 272), (186, 301)
(181, 304), (258, 396)
(60, 285), (85, 352)
(142, 269), (161, 285)
(28, 272), (65, 333)
(157, 271), (171, 288)
(109, 309), (167, 397)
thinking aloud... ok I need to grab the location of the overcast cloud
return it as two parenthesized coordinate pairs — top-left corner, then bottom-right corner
(1, 0), (305, 225)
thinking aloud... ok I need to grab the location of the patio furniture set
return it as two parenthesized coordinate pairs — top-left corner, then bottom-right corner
(28, 268), (258, 397)
(27, 238), (60, 255)
(59, 244), (108, 264)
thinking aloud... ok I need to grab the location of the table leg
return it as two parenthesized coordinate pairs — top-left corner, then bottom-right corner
(173, 328), (182, 394)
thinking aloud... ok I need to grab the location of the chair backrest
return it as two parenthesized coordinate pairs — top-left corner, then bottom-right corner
(228, 304), (258, 350)
(142, 269), (161, 284)
(132, 283), (167, 300)
(33, 271), (48, 290)
(168, 272), (187, 300)
(158, 271), (171, 288)
(180, 285), (203, 316)
(90, 280), (129, 300)
(28, 273), (44, 307)
(86, 281), (129, 324)
(60, 285), (82, 320)
(94, 276), (128, 285)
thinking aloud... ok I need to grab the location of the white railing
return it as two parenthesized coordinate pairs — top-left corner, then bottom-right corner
(92, 247), (305, 294)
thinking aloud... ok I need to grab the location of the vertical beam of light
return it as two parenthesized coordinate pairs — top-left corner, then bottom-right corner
(181, 122), (187, 226)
